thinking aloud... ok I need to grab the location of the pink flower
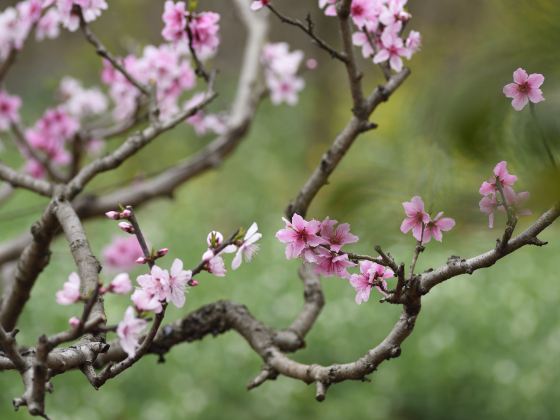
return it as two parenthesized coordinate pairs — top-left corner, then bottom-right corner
(400, 196), (430, 242)
(57, 0), (108, 32)
(132, 265), (170, 313)
(131, 288), (162, 313)
(314, 248), (355, 278)
(373, 30), (407, 72)
(267, 75), (305, 106)
(262, 42), (306, 106)
(350, 0), (381, 29)
(352, 32), (375, 59)
(479, 193), (498, 229)
(165, 258), (191, 308)
(59, 77), (108, 118)
(319, 218), (359, 253)
(202, 249), (227, 277)
(187, 11), (221, 59)
(404, 30), (421, 58)
(318, 0), (337, 16)
(0, 90), (22, 130)
(422, 212), (455, 243)
(251, 0), (270, 10)
(161, 1), (187, 42)
(232, 223), (262, 270)
(117, 306), (148, 358)
(349, 261), (394, 304)
(56, 272), (81, 305)
(276, 214), (327, 259)
(479, 161), (518, 196)
(36, 9), (61, 41)
(503, 68), (544, 111)
(103, 236), (144, 271)
(108, 273), (133, 295)
(68, 316), (80, 328)
(479, 188), (531, 229)
(379, 0), (411, 26)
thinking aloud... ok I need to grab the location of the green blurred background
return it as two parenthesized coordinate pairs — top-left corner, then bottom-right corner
(1, 0), (560, 419)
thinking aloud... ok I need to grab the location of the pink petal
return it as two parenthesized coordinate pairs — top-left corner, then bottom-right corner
(502, 83), (518, 98)
(436, 217), (456, 231)
(528, 88), (544, 104)
(511, 95), (529, 111)
(513, 68), (528, 84)
(527, 73), (544, 89)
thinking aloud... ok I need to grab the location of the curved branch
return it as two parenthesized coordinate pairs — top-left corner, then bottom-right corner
(287, 68), (410, 218)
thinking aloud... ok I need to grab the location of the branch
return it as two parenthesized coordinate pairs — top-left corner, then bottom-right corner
(0, 162), (53, 197)
(67, 91), (217, 197)
(52, 199), (105, 334)
(77, 9), (148, 96)
(266, 5), (347, 62)
(419, 204), (560, 294)
(287, 68), (411, 218)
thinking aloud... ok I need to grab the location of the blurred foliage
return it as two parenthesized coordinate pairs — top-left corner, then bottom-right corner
(1, 0), (560, 419)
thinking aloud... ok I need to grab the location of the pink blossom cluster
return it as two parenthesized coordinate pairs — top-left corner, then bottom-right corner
(0, 0), (43, 60)
(24, 107), (80, 178)
(276, 214), (359, 278)
(276, 214), (398, 303)
(56, 0), (108, 32)
(400, 196), (455, 244)
(161, 1), (221, 60)
(0, 0), (108, 58)
(347, 0), (421, 72)
(101, 44), (197, 121)
(262, 43), (306, 106)
(0, 90), (22, 130)
(58, 76), (108, 119)
(479, 161), (530, 228)
(503, 68), (545, 111)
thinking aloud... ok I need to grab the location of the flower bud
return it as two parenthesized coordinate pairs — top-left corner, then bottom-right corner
(136, 256), (149, 264)
(188, 279), (199, 287)
(156, 248), (169, 258)
(206, 231), (223, 248)
(118, 221), (135, 234)
(68, 316), (80, 329)
(105, 211), (120, 220)
(120, 208), (132, 218)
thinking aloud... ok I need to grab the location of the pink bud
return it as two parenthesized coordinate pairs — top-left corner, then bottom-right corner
(156, 248), (169, 257)
(120, 209), (132, 218)
(118, 222), (135, 234)
(68, 316), (80, 329)
(105, 211), (120, 220)
(306, 58), (318, 70)
(188, 279), (199, 287)
(136, 256), (148, 264)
